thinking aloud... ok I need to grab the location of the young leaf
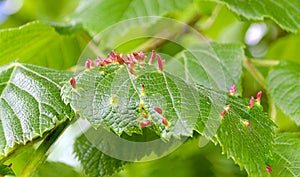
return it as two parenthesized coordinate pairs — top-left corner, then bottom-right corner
(0, 62), (72, 155)
(272, 133), (300, 177)
(209, 0), (300, 33)
(33, 161), (82, 177)
(74, 134), (126, 177)
(73, 0), (193, 34)
(62, 63), (199, 139)
(267, 62), (300, 125)
(216, 95), (276, 177)
(0, 21), (82, 69)
(166, 43), (244, 93)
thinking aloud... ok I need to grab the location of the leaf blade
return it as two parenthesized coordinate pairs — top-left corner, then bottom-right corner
(74, 0), (193, 34)
(210, 0), (300, 33)
(0, 63), (72, 155)
(0, 21), (83, 69)
(272, 133), (300, 177)
(267, 62), (300, 125)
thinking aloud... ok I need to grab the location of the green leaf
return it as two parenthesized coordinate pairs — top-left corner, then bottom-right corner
(272, 133), (300, 177)
(266, 35), (300, 65)
(0, 163), (14, 176)
(210, 0), (300, 33)
(0, 62), (72, 155)
(217, 95), (276, 177)
(74, 134), (126, 177)
(62, 51), (275, 176)
(73, 0), (193, 34)
(33, 161), (82, 177)
(267, 62), (300, 125)
(166, 43), (244, 93)
(62, 63), (199, 139)
(0, 21), (83, 69)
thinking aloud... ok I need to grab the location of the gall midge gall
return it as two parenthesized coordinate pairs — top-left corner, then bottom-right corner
(229, 84), (236, 96)
(148, 50), (156, 64)
(248, 96), (255, 108)
(157, 54), (164, 71)
(69, 77), (76, 89)
(266, 164), (272, 173)
(140, 120), (151, 128)
(256, 91), (262, 104)
(153, 106), (163, 114)
(162, 117), (169, 126)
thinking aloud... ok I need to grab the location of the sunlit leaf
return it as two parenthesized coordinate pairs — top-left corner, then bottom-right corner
(73, 0), (193, 34)
(272, 133), (300, 177)
(74, 134), (126, 177)
(209, 0), (300, 33)
(267, 62), (300, 125)
(0, 62), (72, 155)
(0, 21), (83, 69)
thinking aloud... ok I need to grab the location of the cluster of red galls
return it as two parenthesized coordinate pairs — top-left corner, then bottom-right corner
(69, 51), (273, 173)
(69, 50), (164, 89)
(139, 106), (170, 128)
(220, 84), (262, 127)
(223, 84), (272, 173)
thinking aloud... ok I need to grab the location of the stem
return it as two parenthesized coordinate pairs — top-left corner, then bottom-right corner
(250, 59), (280, 67)
(135, 13), (203, 52)
(20, 119), (70, 177)
(78, 32), (103, 57)
(243, 58), (267, 90)
(201, 4), (221, 30)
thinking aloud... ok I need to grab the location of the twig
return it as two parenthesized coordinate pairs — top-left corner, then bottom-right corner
(250, 59), (280, 67)
(20, 119), (71, 177)
(201, 4), (222, 30)
(135, 13), (203, 52)
(243, 58), (267, 90)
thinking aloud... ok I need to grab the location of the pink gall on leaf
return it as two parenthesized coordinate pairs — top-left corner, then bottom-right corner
(162, 117), (170, 126)
(248, 96), (255, 108)
(229, 84), (236, 96)
(153, 106), (163, 114)
(220, 109), (227, 118)
(256, 91), (262, 104)
(85, 59), (94, 69)
(140, 120), (151, 128)
(266, 164), (272, 173)
(148, 50), (156, 64)
(157, 54), (164, 71)
(243, 119), (251, 126)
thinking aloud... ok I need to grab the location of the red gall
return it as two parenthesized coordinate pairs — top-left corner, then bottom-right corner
(157, 54), (164, 71)
(153, 106), (163, 114)
(69, 77), (76, 89)
(256, 91), (262, 104)
(248, 96), (255, 108)
(162, 117), (169, 126)
(140, 120), (151, 128)
(266, 164), (272, 173)
(148, 50), (156, 64)
(85, 59), (94, 69)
